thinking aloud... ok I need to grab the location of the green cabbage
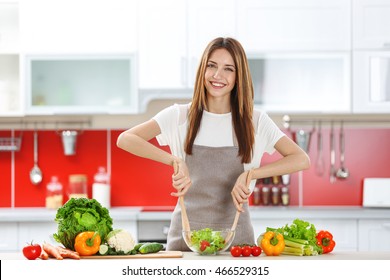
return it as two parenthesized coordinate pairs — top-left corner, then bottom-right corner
(53, 198), (113, 250)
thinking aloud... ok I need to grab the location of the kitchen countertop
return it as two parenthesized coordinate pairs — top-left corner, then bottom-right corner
(1, 206), (389, 222)
(1, 251), (390, 260)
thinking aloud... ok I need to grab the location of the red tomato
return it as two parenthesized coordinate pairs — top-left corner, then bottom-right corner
(230, 245), (242, 257)
(241, 245), (252, 257)
(251, 245), (262, 256)
(200, 240), (210, 251)
(22, 242), (42, 260)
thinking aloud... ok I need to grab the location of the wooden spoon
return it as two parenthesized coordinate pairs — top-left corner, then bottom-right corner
(226, 169), (254, 244)
(173, 161), (191, 236)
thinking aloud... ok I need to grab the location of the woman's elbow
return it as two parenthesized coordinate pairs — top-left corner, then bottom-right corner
(116, 131), (129, 150)
(300, 152), (311, 170)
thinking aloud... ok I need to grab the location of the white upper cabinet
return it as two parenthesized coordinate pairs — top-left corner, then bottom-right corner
(138, 0), (187, 89)
(237, 0), (351, 52)
(19, 0), (138, 53)
(353, 51), (390, 113)
(139, 0), (237, 90)
(187, 0), (237, 87)
(353, 0), (390, 49)
(0, 1), (19, 53)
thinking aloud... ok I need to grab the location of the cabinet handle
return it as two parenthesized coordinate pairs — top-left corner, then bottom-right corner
(383, 42), (390, 48)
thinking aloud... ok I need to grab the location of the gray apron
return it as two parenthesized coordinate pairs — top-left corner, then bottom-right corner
(166, 144), (255, 251)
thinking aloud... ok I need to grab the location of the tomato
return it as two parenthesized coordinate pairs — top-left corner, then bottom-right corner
(241, 245), (252, 257)
(251, 245), (262, 256)
(22, 242), (42, 260)
(230, 245), (242, 257)
(200, 240), (210, 251)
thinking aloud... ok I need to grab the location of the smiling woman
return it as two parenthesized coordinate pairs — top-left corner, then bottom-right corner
(117, 37), (310, 252)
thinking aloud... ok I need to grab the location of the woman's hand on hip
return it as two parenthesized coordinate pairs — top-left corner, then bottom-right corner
(171, 159), (192, 197)
(231, 171), (251, 212)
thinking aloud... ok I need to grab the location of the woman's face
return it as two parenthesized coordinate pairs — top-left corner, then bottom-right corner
(204, 48), (236, 100)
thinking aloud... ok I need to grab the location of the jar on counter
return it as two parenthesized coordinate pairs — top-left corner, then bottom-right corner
(46, 176), (63, 209)
(281, 186), (290, 206)
(261, 177), (271, 205)
(68, 174), (88, 199)
(92, 166), (110, 208)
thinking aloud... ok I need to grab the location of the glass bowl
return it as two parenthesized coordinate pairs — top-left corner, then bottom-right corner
(182, 228), (235, 255)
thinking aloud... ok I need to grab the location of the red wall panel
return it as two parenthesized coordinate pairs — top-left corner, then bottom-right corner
(0, 127), (389, 208)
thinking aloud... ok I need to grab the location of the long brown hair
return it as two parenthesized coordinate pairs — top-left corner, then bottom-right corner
(184, 37), (255, 163)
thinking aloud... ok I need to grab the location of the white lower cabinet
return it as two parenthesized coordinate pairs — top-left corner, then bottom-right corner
(358, 219), (390, 252)
(0, 223), (18, 251)
(18, 222), (60, 250)
(251, 218), (358, 252)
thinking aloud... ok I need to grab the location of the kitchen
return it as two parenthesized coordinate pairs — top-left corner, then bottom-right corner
(1, 0), (390, 273)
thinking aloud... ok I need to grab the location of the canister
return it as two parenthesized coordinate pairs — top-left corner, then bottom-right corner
(68, 174), (88, 199)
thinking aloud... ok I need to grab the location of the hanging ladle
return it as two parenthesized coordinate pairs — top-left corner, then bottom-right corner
(30, 129), (43, 185)
(336, 121), (350, 179)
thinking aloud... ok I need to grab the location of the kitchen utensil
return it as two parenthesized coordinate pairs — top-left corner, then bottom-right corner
(329, 122), (336, 183)
(336, 121), (350, 179)
(80, 251), (183, 259)
(61, 130), (78, 156)
(30, 130), (43, 185)
(173, 161), (191, 235)
(226, 169), (253, 244)
(291, 128), (314, 153)
(315, 121), (325, 176)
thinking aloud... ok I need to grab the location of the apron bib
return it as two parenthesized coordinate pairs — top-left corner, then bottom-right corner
(166, 144), (255, 251)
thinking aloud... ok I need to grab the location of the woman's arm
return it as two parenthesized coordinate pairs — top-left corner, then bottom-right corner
(116, 119), (191, 195)
(252, 135), (311, 180)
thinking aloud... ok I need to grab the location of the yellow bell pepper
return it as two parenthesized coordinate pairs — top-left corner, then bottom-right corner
(260, 231), (285, 256)
(74, 231), (101, 256)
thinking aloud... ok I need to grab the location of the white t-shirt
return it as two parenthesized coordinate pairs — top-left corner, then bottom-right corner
(152, 103), (285, 191)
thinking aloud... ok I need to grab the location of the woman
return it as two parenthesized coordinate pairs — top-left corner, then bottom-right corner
(117, 37), (310, 250)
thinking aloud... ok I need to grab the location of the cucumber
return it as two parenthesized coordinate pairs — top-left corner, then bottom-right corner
(133, 243), (145, 253)
(138, 242), (164, 254)
(99, 244), (109, 255)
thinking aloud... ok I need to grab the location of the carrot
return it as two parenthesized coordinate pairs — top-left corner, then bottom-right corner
(42, 242), (63, 260)
(39, 249), (49, 260)
(57, 246), (80, 260)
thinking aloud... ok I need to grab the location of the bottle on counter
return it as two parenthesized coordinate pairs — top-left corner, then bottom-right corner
(92, 166), (110, 208)
(68, 174), (88, 199)
(261, 177), (271, 206)
(46, 176), (63, 209)
(252, 179), (262, 205)
(281, 186), (290, 206)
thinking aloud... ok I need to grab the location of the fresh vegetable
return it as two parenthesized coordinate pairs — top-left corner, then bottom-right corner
(99, 244), (109, 255)
(266, 219), (323, 256)
(230, 245), (242, 257)
(260, 231), (285, 256)
(74, 231), (101, 256)
(188, 228), (226, 255)
(56, 246), (81, 260)
(241, 245), (252, 257)
(230, 244), (262, 257)
(53, 198), (113, 250)
(39, 249), (49, 260)
(316, 230), (336, 254)
(138, 242), (164, 254)
(200, 240), (210, 251)
(106, 229), (136, 254)
(42, 242), (63, 260)
(251, 245), (262, 256)
(22, 241), (42, 260)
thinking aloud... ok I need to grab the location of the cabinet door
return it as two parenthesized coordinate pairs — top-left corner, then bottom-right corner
(0, 1), (19, 53)
(0, 222), (18, 251)
(251, 218), (358, 252)
(353, 0), (390, 49)
(237, 0), (351, 52)
(18, 222), (60, 250)
(0, 54), (21, 116)
(138, 0), (187, 89)
(353, 51), (390, 113)
(187, 0), (237, 87)
(249, 52), (351, 113)
(358, 219), (390, 251)
(19, 0), (137, 53)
